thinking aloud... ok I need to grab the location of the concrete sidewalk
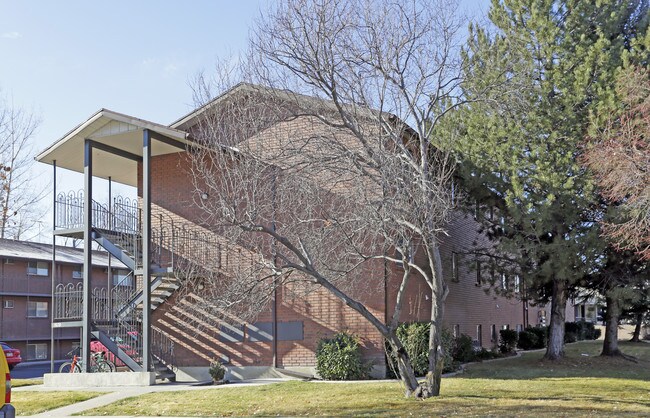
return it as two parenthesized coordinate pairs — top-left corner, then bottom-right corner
(17, 379), (285, 417)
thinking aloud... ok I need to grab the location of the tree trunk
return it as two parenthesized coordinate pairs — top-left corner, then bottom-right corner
(422, 243), (447, 398)
(544, 278), (567, 360)
(630, 312), (642, 342)
(386, 332), (420, 397)
(601, 294), (621, 356)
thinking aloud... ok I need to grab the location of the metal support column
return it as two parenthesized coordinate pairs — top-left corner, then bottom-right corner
(82, 140), (93, 372)
(142, 129), (152, 372)
(50, 160), (56, 373)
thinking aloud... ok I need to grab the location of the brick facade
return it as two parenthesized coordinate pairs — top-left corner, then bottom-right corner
(140, 137), (566, 372)
(0, 240), (116, 361)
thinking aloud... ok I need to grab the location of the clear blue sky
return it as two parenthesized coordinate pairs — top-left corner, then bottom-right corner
(0, 0), (487, 241)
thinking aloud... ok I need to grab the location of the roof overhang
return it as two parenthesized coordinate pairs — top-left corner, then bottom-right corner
(36, 109), (190, 187)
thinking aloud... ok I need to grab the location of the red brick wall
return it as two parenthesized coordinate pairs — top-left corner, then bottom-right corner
(141, 137), (563, 369)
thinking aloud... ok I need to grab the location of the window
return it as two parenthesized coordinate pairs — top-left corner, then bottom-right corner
(4, 258), (13, 265)
(112, 270), (133, 287)
(476, 325), (483, 347)
(475, 258), (482, 285)
(490, 324), (497, 342)
(451, 252), (459, 282)
(514, 275), (521, 293)
(502, 324), (509, 330)
(27, 261), (48, 276)
(3, 300), (13, 309)
(453, 324), (460, 338)
(28, 301), (48, 318)
(72, 266), (83, 279)
(27, 343), (47, 360)
(516, 324), (523, 332)
(501, 273), (508, 290)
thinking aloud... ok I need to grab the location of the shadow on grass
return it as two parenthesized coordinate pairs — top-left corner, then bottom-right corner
(458, 340), (650, 381)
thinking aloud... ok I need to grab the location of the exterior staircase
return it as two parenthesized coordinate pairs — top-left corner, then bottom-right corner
(53, 193), (180, 380)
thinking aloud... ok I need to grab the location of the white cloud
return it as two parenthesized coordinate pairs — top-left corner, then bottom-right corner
(1, 32), (22, 39)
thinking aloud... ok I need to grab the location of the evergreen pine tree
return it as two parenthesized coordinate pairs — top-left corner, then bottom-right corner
(455, 0), (649, 359)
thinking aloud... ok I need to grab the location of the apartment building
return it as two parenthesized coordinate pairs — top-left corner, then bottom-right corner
(0, 239), (122, 360)
(36, 83), (571, 382)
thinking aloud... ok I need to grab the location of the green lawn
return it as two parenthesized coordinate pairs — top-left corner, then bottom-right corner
(11, 379), (42, 388)
(79, 340), (650, 417)
(12, 391), (102, 416)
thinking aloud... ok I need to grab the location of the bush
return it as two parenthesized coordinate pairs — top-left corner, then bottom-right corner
(499, 329), (518, 354)
(387, 325), (465, 378)
(593, 328), (602, 340)
(565, 321), (599, 341)
(475, 348), (502, 360)
(452, 334), (476, 363)
(208, 359), (226, 381)
(526, 326), (547, 349)
(564, 331), (578, 343)
(316, 332), (370, 380)
(440, 328), (458, 374)
(517, 330), (539, 350)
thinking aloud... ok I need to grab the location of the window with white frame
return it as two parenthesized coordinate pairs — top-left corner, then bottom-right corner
(476, 324), (483, 346)
(3, 300), (13, 309)
(453, 324), (460, 338)
(27, 261), (48, 276)
(72, 265), (83, 279)
(112, 270), (133, 287)
(451, 252), (459, 282)
(27, 343), (48, 360)
(28, 301), (48, 318)
(514, 275), (521, 293)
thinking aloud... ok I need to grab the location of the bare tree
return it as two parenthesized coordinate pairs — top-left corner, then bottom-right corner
(583, 66), (650, 260)
(0, 96), (46, 240)
(182, 0), (468, 398)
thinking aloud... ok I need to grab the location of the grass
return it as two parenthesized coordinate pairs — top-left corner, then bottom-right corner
(80, 340), (650, 417)
(11, 379), (42, 388)
(12, 391), (103, 416)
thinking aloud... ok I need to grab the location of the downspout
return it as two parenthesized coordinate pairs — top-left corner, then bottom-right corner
(271, 168), (278, 368)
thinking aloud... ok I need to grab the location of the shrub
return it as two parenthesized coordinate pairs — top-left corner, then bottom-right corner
(475, 348), (502, 360)
(396, 322), (430, 376)
(316, 332), (370, 380)
(526, 326), (547, 349)
(517, 330), (539, 350)
(593, 328), (602, 340)
(453, 334), (476, 363)
(499, 329), (518, 354)
(564, 331), (578, 343)
(208, 359), (226, 381)
(386, 325), (461, 378)
(565, 322), (581, 338)
(565, 321), (599, 341)
(440, 328), (458, 373)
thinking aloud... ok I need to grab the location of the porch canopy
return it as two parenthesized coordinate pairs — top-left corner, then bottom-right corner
(36, 109), (190, 186)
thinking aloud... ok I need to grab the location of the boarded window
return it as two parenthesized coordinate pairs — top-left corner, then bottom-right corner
(247, 321), (304, 342)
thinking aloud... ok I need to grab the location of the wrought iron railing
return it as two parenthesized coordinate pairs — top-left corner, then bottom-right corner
(152, 326), (175, 371)
(54, 283), (83, 320)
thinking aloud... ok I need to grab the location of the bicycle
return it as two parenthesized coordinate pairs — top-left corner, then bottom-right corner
(59, 348), (115, 373)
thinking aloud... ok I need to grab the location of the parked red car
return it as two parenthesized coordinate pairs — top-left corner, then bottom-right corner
(0, 343), (21, 370)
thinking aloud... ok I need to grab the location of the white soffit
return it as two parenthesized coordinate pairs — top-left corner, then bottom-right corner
(36, 109), (189, 187)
